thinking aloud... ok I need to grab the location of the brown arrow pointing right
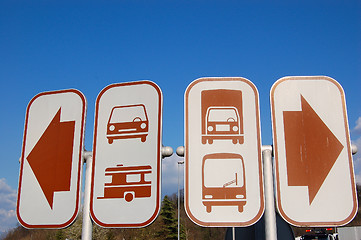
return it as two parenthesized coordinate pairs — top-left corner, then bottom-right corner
(283, 95), (343, 204)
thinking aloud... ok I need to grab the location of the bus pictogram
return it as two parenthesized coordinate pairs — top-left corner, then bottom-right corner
(98, 164), (152, 202)
(202, 153), (246, 213)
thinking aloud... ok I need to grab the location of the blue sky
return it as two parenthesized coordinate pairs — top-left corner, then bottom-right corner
(0, 0), (360, 233)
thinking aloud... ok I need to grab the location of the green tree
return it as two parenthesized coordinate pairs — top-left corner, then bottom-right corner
(158, 195), (178, 240)
(55, 229), (65, 240)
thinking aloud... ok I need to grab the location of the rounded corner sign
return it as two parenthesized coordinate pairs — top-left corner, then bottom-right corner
(17, 89), (87, 229)
(185, 77), (264, 227)
(270, 76), (357, 226)
(90, 80), (163, 228)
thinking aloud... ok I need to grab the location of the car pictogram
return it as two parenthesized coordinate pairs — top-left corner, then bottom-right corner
(107, 104), (149, 144)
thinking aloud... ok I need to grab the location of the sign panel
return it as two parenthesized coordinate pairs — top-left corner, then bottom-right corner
(90, 81), (162, 227)
(185, 77), (264, 227)
(271, 76), (357, 226)
(17, 89), (86, 228)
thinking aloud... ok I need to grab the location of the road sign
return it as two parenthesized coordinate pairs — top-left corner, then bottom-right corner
(270, 76), (357, 226)
(185, 77), (264, 227)
(17, 89), (86, 228)
(90, 81), (163, 228)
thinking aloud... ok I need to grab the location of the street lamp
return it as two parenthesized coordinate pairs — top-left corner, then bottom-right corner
(176, 146), (185, 240)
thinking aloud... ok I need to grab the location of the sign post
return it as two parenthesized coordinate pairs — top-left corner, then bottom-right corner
(185, 77), (264, 227)
(17, 89), (86, 228)
(271, 76), (357, 226)
(90, 81), (163, 228)
(262, 145), (277, 240)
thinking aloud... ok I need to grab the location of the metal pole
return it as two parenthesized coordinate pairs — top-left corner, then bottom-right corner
(177, 160), (184, 240)
(262, 145), (277, 240)
(178, 161), (180, 240)
(81, 151), (93, 240)
(232, 227), (235, 240)
(176, 146), (185, 240)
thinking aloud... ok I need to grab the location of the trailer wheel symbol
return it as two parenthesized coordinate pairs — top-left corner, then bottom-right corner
(106, 104), (149, 144)
(201, 90), (244, 144)
(124, 192), (135, 202)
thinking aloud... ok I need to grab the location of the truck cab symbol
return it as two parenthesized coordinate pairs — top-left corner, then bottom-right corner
(202, 153), (246, 213)
(201, 89), (244, 144)
(98, 164), (152, 202)
(107, 104), (149, 144)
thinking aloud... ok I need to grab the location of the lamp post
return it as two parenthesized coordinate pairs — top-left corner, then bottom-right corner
(177, 160), (184, 240)
(176, 146), (185, 240)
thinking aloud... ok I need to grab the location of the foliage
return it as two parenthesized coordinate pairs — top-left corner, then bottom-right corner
(3, 192), (226, 240)
(157, 195), (178, 240)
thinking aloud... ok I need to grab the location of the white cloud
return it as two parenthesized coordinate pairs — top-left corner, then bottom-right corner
(352, 136), (361, 185)
(351, 117), (361, 185)
(353, 117), (361, 135)
(0, 178), (18, 233)
(161, 153), (184, 197)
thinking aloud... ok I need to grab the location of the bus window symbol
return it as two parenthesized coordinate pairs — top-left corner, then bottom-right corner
(202, 153), (246, 213)
(107, 104), (149, 144)
(98, 164), (152, 202)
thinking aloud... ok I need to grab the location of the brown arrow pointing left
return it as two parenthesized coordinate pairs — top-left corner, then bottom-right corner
(283, 95), (344, 204)
(26, 108), (75, 209)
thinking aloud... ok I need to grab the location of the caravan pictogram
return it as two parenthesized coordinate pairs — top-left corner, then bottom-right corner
(201, 89), (244, 144)
(107, 104), (149, 144)
(202, 153), (246, 213)
(98, 164), (152, 202)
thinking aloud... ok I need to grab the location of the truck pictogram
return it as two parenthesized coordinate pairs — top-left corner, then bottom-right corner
(201, 89), (244, 144)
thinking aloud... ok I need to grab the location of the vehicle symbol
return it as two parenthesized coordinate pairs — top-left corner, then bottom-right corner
(202, 153), (246, 213)
(98, 164), (152, 202)
(107, 104), (149, 144)
(201, 90), (244, 144)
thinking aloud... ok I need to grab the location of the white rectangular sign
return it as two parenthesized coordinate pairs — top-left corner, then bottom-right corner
(90, 81), (163, 228)
(185, 77), (264, 227)
(271, 76), (357, 226)
(17, 89), (86, 228)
